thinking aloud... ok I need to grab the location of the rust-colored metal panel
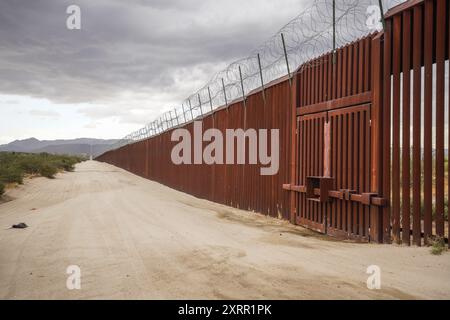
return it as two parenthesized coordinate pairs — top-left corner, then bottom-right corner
(296, 112), (327, 232)
(412, 4), (423, 246)
(392, 14), (401, 244)
(435, 0), (446, 238)
(382, 0), (449, 246)
(292, 35), (377, 241)
(402, 9), (412, 245)
(382, 18), (392, 244)
(369, 34), (383, 243)
(294, 100), (373, 239)
(423, 0), (433, 245)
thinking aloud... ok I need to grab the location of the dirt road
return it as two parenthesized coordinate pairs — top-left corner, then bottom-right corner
(0, 161), (449, 299)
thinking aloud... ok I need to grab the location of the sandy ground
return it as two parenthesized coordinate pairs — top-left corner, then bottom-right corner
(0, 161), (449, 300)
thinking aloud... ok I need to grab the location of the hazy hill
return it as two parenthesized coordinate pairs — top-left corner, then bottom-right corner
(0, 138), (119, 157)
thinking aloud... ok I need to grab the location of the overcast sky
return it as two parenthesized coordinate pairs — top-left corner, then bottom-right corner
(0, 0), (308, 144)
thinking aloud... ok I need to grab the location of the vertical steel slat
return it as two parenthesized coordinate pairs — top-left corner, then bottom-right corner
(358, 40), (364, 94)
(383, 18), (393, 243)
(423, 0), (433, 244)
(402, 9), (412, 245)
(343, 113), (348, 231)
(448, 0), (450, 249)
(318, 56), (323, 103)
(365, 38), (371, 92)
(346, 45), (352, 97)
(353, 42), (358, 96)
(348, 112), (354, 233)
(337, 49), (342, 99)
(412, 5), (423, 246)
(392, 14), (402, 244)
(365, 109), (371, 237)
(343, 46), (348, 99)
(337, 114), (342, 230)
(435, 0), (446, 238)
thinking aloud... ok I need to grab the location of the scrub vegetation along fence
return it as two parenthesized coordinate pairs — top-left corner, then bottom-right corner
(98, 0), (449, 246)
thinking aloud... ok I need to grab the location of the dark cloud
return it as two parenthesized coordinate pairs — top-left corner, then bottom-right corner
(0, 0), (304, 118)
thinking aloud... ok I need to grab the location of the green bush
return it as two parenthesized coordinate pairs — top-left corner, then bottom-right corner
(430, 236), (447, 255)
(0, 152), (83, 182)
(63, 163), (76, 172)
(50, 158), (76, 172)
(19, 157), (44, 174)
(39, 164), (58, 179)
(0, 166), (23, 184)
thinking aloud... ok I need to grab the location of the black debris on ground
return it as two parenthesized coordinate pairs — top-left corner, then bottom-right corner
(12, 223), (28, 229)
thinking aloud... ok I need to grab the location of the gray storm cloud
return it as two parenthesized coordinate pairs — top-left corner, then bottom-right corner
(0, 0), (302, 109)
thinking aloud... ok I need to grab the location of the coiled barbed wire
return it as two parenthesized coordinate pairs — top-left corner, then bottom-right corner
(109, 0), (405, 151)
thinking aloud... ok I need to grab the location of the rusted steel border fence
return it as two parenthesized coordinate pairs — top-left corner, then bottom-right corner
(380, 0), (450, 245)
(98, 77), (293, 219)
(98, 0), (449, 246)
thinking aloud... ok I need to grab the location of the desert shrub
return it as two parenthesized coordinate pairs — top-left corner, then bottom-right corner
(39, 164), (58, 179)
(430, 236), (447, 255)
(19, 157), (44, 174)
(50, 157), (76, 172)
(64, 163), (76, 172)
(0, 152), (83, 182)
(0, 166), (24, 184)
(60, 159), (75, 171)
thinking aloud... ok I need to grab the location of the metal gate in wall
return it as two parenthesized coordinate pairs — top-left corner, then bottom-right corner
(295, 104), (373, 240)
(283, 33), (388, 242)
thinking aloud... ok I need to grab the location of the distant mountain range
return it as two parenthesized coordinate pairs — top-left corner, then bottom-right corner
(1, 138), (447, 159)
(0, 138), (119, 157)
